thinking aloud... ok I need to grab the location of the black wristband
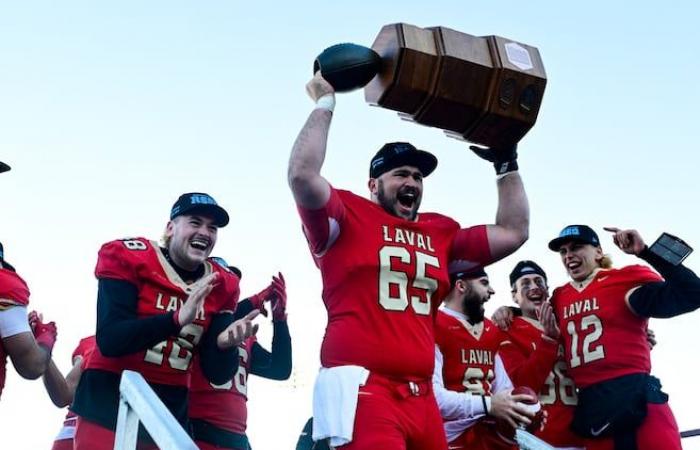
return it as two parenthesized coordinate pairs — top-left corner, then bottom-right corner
(494, 160), (518, 175)
(481, 395), (489, 416)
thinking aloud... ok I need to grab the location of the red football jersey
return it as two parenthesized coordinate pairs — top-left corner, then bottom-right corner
(189, 335), (256, 433)
(85, 238), (239, 386)
(73, 336), (97, 367)
(311, 189), (490, 380)
(551, 265), (661, 388)
(0, 268), (30, 398)
(435, 313), (505, 395)
(500, 317), (584, 448)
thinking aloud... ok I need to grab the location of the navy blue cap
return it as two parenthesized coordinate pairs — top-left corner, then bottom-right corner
(0, 162), (10, 173)
(170, 193), (229, 227)
(509, 260), (547, 285)
(548, 225), (600, 251)
(369, 142), (437, 179)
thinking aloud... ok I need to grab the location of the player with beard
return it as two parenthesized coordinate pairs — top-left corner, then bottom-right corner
(288, 72), (530, 449)
(432, 267), (535, 450)
(71, 193), (259, 450)
(498, 261), (586, 449)
(548, 225), (700, 450)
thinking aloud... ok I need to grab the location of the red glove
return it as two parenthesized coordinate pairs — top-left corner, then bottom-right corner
(249, 284), (273, 317)
(33, 320), (58, 353)
(270, 273), (287, 322)
(27, 310), (42, 332)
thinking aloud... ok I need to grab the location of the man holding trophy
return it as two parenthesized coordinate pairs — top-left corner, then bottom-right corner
(286, 59), (531, 447)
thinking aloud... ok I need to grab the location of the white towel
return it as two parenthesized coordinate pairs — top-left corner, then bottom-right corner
(312, 365), (370, 447)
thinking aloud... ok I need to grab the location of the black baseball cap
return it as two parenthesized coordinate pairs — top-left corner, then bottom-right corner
(548, 225), (600, 251)
(369, 142), (438, 179)
(509, 260), (547, 285)
(0, 162), (10, 173)
(0, 242), (15, 272)
(170, 192), (229, 227)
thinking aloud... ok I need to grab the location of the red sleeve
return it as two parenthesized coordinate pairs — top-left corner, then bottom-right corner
(499, 333), (559, 392)
(296, 187), (346, 256)
(72, 335), (97, 365)
(0, 269), (30, 309)
(621, 265), (663, 284)
(94, 239), (147, 285)
(448, 225), (492, 271)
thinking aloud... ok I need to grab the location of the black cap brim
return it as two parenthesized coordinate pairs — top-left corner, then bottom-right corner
(183, 204), (229, 227)
(408, 150), (438, 177)
(0, 162), (10, 173)
(374, 150), (438, 178)
(548, 236), (594, 251)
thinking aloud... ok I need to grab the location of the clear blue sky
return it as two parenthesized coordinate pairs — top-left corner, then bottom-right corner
(1, 1), (699, 448)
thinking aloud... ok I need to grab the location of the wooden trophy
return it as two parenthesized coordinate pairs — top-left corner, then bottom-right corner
(364, 23), (547, 148)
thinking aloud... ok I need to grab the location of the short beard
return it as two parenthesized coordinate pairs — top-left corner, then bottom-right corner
(461, 285), (485, 324)
(376, 179), (418, 221)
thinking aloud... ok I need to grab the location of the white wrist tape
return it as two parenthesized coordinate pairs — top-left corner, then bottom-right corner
(315, 94), (336, 112)
(496, 170), (519, 181)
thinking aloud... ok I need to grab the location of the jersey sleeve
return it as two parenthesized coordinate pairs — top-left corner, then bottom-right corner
(0, 270), (30, 310)
(621, 265), (663, 285)
(94, 239), (148, 285)
(432, 344), (487, 421)
(296, 186), (346, 257)
(499, 332), (558, 392)
(72, 335), (97, 364)
(448, 225), (492, 273)
(491, 354), (514, 393)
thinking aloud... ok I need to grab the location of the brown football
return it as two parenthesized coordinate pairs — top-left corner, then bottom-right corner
(495, 386), (543, 444)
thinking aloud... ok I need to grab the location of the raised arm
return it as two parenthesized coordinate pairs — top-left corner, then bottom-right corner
(287, 72), (335, 209)
(604, 227), (700, 317)
(487, 172), (529, 260)
(470, 144), (529, 261)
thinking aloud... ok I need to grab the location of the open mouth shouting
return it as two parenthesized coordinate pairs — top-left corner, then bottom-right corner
(396, 188), (419, 217)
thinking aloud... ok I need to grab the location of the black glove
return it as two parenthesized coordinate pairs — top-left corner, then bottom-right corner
(469, 144), (518, 175)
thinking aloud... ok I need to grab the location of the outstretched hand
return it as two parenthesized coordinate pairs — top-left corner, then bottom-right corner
(604, 227), (646, 255)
